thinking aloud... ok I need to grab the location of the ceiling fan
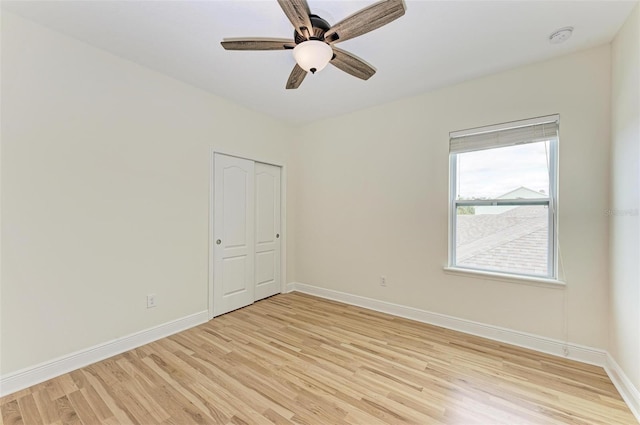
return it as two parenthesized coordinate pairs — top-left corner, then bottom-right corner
(221, 0), (406, 89)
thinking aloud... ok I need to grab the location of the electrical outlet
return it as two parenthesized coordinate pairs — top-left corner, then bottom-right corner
(380, 276), (387, 287)
(147, 294), (157, 308)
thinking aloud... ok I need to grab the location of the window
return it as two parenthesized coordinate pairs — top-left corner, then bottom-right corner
(449, 115), (559, 279)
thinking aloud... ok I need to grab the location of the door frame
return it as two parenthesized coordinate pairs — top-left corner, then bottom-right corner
(208, 148), (287, 320)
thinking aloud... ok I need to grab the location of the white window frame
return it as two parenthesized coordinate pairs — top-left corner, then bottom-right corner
(448, 115), (559, 280)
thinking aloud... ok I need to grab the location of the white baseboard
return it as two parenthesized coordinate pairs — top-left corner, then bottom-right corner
(0, 310), (209, 397)
(289, 281), (640, 423)
(288, 282), (606, 365)
(605, 354), (640, 421)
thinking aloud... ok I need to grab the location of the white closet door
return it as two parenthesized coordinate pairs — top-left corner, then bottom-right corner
(254, 162), (281, 301)
(213, 154), (255, 316)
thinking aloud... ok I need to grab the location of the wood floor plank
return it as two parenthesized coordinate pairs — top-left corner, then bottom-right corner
(81, 368), (137, 424)
(16, 394), (43, 425)
(52, 396), (80, 425)
(67, 390), (100, 425)
(40, 382), (65, 405)
(1, 293), (637, 424)
(0, 400), (22, 425)
(31, 391), (60, 425)
(78, 383), (114, 422)
(0, 390), (30, 408)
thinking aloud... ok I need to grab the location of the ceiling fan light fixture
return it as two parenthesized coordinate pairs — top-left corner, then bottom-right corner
(293, 40), (333, 74)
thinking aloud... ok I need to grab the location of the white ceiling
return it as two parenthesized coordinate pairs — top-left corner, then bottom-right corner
(2, 0), (636, 125)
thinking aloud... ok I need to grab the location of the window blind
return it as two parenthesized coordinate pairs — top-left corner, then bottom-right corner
(450, 115), (559, 154)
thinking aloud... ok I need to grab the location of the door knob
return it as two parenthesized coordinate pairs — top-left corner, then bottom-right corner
(216, 239), (222, 245)
(276, 234), (280, 238)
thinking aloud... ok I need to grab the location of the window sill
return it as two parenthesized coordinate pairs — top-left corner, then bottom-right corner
(443, 266), (566, 289)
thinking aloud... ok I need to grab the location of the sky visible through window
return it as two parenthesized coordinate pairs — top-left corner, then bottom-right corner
(457, 141), (550, 199)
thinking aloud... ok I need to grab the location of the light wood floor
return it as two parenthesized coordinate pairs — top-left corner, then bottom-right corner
(1, 292), (636, 425)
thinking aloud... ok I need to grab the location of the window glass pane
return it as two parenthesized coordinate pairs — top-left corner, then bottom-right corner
(456, 205), (548, 277)
(457, 141), (550, 200)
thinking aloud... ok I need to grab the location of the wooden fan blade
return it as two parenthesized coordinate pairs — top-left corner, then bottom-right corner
(324, 0), (406, 44)
(330, 47), (376, 80)
(277, 0), (313, 39)
(221, 38), (295, 51)
(286, 64), (307, 89)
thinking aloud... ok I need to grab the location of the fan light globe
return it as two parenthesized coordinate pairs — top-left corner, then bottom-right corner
(293, 40), (333, 74)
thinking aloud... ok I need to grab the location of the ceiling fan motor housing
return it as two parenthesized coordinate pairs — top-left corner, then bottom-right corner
(294, 14), (331, 44)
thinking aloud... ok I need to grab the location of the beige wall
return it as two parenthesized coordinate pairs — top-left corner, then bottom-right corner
(293, 46), (612, 349)
(610, 3), (640, 391)
(0, 12), (293, 374)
